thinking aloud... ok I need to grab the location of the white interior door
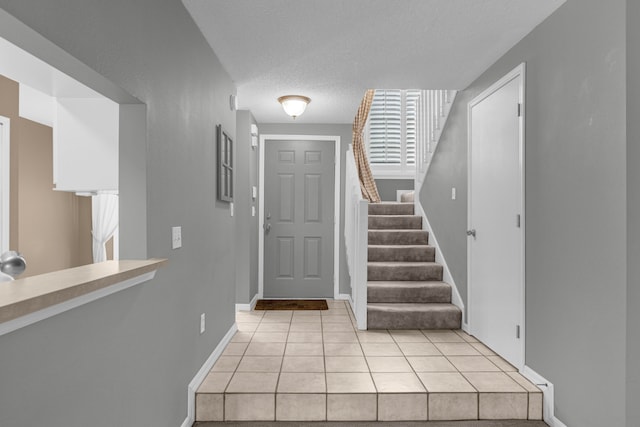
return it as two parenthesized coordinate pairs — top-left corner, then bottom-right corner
(468, 65), (525, 368)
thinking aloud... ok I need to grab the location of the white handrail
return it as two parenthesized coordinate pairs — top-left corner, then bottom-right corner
(344, 146), (368, 330)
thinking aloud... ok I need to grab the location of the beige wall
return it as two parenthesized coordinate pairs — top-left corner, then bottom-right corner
(0, 74), (93, 277)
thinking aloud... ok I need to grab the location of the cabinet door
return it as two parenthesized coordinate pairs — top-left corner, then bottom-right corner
(54, 98), (119, 192)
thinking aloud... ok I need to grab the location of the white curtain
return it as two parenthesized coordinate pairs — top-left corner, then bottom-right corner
(92, 193), (119, 263)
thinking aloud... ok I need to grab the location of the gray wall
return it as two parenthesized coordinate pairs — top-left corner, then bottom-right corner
(375, 178), (414, 201)
(119, 104), (147, 260)
(419, 94), (469, 301)
(421, 1), (627, 425)
(627, 0), (639, 425)
(235, 110), (259, 305)
(0, 1), (237, 426)
(259, 123), (352, 295)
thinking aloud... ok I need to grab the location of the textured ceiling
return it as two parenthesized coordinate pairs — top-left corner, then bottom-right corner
(183, 0), (565, 124)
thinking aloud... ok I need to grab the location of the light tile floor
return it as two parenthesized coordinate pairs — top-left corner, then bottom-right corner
(196, 300), (542, 422)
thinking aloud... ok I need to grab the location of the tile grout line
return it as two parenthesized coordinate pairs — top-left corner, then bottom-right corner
(222, 310), (262, 421)
(273, 309), (293, 420)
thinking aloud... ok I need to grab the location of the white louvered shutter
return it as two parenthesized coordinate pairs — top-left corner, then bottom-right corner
(405, 90), (421, 165)
(369, 90), (402, 164)
(367, 90), (421, 172)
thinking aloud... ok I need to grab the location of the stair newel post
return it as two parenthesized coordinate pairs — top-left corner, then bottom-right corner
(355, 199), (369, 330)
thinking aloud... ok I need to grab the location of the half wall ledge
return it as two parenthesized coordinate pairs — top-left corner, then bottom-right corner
(0, 258), (167, 336)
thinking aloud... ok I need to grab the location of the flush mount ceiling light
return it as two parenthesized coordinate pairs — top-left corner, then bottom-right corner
(277, 95), (311, 119)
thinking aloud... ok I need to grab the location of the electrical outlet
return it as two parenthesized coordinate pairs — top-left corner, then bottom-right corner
(171, 226), (182, 249)
(200, 313), (206, 334)
(251, 206), (256, 217)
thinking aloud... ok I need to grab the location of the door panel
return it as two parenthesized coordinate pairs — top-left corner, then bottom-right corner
(469, 73), (523, 368)
(278, 174), (295, 222)
(277, 237), (294, 278)
(264, 140), (335, 298)
(304, 237), (321, 278)
(304, 174), (322, 222)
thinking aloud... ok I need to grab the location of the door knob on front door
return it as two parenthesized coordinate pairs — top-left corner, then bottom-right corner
(264, 223), (271, 233)
(466, 229), (476, 238)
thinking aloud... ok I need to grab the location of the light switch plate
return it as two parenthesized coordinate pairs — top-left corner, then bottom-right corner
(252, 186), (257, 199)
(200, 313), (206, 334)
(251, 206), (256, 217)
(172, 226), (182, 249)
(230, 202), (234, 217)
(451, 187), (457, 200)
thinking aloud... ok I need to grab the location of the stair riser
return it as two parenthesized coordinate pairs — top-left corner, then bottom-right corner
(369, 231), (429, 245)
(367, 308), (462, 330)
(368, 216), (422, 230)
(368, 203), (414, 215)
(368, 265), (443, 281)
(368, 286), (451, 303)
(368, 246), (435, 262)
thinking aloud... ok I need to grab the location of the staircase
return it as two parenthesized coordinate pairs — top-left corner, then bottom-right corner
(367, 202), (461, 329)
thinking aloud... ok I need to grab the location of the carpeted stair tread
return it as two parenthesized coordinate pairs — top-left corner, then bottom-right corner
(369, 215), (422, 230)
(369, 230), (429, 245)
(365, 201), (460, 330)
(367, 303), (462, 330)
(368, 261), (443, 281)
(368, 245), (435, 262)
(368, 281), (452, 303)
(368, 202), (414, 216)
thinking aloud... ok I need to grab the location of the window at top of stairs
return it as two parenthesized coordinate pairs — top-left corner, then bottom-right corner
(365, 89), (421, 179)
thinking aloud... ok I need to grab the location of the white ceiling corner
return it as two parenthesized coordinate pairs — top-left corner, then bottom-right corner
(183, 0), (565, 124)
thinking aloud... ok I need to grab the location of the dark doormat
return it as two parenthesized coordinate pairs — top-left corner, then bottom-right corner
(255, 299), (329, 310)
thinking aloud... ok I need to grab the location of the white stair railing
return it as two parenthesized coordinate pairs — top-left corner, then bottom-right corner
(416, 90), (457, 188)
(344, 146), (368, 330)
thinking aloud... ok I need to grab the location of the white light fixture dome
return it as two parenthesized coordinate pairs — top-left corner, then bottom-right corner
(278, 95), (311, 119)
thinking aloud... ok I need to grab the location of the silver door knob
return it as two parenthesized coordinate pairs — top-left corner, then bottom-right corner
(466, 229), (476, 238)
(264, 223), (271, 233)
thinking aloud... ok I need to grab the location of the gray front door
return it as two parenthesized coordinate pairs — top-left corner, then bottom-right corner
(264, 139), (335, 298)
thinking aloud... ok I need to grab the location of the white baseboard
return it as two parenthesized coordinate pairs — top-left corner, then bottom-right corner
(180, 322), (238, 427)
(461, 322), (470, 333)
(414, 201), (466, 324)
(235, 293), (259, 312)
(522, 365), (567, 427)
(335, 293), (351, 301)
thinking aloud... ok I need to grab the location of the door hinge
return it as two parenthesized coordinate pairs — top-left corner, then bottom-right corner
(516, 325), (521, 339)
(517, 103), (522, 117)
(516, 214), (521, 228)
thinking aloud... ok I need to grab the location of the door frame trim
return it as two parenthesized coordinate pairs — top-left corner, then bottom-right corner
(0, 115), (10, 253)
(258, 134), (341, 299)
(467, 62), (526, 369)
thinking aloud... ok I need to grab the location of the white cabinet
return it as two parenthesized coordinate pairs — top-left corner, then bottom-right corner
(53, 98), (119, 192)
